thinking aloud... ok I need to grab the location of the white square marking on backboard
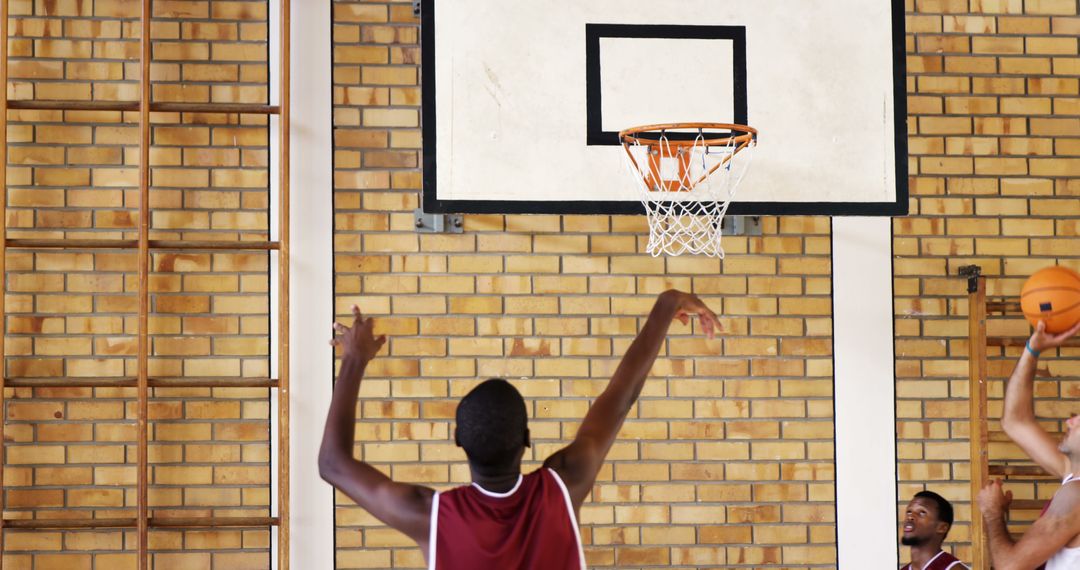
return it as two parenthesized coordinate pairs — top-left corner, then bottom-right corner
(599, 37), (736, 132)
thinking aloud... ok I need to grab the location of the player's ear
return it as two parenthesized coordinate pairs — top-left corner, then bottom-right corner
(936, 521), (950, 536)
(454, 427), (462, 448)
(524, 428), (531, 449)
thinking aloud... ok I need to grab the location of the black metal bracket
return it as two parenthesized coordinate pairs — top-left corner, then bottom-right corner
(413, 0), (421, 17)
(959, 265), (982, 293)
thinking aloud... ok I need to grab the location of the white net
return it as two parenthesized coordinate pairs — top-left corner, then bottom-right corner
(621, 126), (755, 257)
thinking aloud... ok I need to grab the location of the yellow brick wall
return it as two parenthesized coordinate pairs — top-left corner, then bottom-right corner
(898, 0), (1079, 562)
(333, 3), (837, 568)
(6, 0), (1078, 567)
(3, 1), (274, 568)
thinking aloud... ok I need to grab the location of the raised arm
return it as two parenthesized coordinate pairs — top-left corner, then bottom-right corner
(318, 306), (434, 546)
(1000, 320), (1080, 479)
(979, 478), (1080, 570)
(543, 290), (719, 510)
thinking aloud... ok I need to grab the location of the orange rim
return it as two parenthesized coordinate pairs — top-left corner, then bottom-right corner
(619, 122), (757, 148)
(620, 122), (757, 192)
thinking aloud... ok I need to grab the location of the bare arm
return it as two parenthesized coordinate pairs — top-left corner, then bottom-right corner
(980, 479), (1080, 570)
(543, 290), (719, 510)
(318, 307), (433, 546)
(1001, 321), (1080, 478)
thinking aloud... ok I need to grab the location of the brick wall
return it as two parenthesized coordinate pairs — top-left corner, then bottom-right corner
(898, 0), (1079, 562)
(5, 0), (1078, 567)
(332, 2), (838, 568)
(3, 0), (274, 568)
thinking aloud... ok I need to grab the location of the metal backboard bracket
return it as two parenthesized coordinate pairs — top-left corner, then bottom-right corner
(414, 209), (463, 233)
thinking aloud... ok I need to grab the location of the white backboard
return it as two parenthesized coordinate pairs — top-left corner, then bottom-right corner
(422, 0), (907, 215)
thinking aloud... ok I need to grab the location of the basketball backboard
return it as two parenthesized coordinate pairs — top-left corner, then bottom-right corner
(421, 0), (907, 216)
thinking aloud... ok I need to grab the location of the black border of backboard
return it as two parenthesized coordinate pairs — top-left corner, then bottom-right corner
(421, 0), (908, 216)
(585, 24), (748, 146)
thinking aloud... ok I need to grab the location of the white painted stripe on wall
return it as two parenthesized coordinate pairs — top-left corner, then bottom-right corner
(289, 1), (335, 568)
(832, 217), (898, 567)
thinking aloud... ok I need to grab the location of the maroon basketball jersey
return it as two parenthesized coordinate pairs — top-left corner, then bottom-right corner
(429, 468), (585, 570)
(901, 550), (968, 570)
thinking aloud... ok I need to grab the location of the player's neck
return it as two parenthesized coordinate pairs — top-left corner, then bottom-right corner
(908, 543), (943, 569)
(470, 466), (522, 494)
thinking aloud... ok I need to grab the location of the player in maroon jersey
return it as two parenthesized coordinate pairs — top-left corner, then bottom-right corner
(319, 290), (719, 569)
(900, 490), (968, 570)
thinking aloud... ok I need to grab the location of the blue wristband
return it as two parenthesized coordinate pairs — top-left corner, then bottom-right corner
(1025, 341), (1040, 358)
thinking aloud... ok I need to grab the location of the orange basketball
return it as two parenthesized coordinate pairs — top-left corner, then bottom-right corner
(1020, 266), (1080, 333)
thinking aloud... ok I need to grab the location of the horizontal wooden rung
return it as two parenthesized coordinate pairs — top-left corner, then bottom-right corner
(149, 102), (280, 115)
(6, 100), (280, 115)
(988, 465), (1053, 477)
(5, 377), (137, 388)
(989, 431), (1063, 442)
(986, 301), (1022, 314)
(5, 377), (278, 389)
(3, 516), (278, 530)
(5, 239), (138, 249)
(151, 240), (280, 251)
(7, 100), (138, 112)
(152, 377), (278, 388)
(5, 239), (280, 251)
(4, 517), (136, 529)
(149, 516), (279, 528)
(987, 336), (1080, 348)
(1009, 499), (1048, 511)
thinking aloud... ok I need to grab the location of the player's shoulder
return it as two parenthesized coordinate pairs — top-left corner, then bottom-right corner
(1050, 479), (1080, 511)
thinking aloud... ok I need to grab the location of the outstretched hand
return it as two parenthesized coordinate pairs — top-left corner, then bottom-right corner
(665, 290), (721, 339)
(1029, 319), (1080, 353)
(977, 479), (1013, 519)
(330, 305), (387, 362)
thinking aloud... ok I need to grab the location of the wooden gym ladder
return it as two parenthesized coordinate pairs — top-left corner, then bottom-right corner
(0, 0), (291, 568)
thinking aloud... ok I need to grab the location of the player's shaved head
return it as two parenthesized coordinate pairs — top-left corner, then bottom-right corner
(455, 379), (530, 474)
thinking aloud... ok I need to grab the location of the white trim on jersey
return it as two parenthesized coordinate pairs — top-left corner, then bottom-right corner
(907, 550), (970, 570)
(547, 468), (588, 570)
(922, 550), (946, 569)
(470, 474), (524, 498)
(427, 492), (440, 570)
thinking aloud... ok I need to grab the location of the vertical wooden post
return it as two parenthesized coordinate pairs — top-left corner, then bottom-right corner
(277, 1), (291, 568)
(0, 0), (9, 566)
(967, 273), (989, 569)
(137, 0), (152, 567)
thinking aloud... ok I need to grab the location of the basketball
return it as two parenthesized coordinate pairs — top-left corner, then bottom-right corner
(1020, 266), (1080, 333)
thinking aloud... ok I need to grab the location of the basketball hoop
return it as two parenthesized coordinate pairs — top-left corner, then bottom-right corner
(620, 122), (757, 257)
